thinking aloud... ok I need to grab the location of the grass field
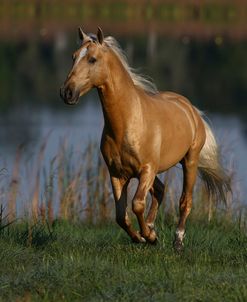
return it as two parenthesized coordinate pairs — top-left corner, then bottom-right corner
(0, 214), (246, 302)
(0, 140), (246, 301)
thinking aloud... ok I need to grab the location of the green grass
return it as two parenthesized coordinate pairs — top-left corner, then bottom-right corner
(0, 216), (246, 301)
(0, 138), (246, 301)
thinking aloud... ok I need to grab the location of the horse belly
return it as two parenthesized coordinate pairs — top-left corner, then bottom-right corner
(158, 122), (193, 172)
(158, 143), (189, 172)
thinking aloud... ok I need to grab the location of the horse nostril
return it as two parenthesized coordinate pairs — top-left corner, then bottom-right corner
(65, 88), (73, 100)
(60, 85), (78, 104)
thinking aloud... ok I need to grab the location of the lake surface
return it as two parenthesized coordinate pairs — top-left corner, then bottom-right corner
(0, 19), (246, 209)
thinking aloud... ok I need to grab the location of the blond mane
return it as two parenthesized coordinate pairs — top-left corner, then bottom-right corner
(104, 36), (158, 95)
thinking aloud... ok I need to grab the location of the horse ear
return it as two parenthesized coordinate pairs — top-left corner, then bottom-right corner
(78, 27), (87, 42)
(97, 27), (104, 44)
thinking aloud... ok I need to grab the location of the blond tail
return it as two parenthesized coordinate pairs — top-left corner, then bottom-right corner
(198, 113), (231, 204)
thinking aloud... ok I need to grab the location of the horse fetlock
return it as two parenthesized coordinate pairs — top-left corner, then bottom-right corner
(140, 224), (151, 238)
(147, 222), (155, 230)
(175, 229), (185, 241)
(139, 224), (157, 243)
(173, 229), (185, 252)
(147, 229), (157, 244)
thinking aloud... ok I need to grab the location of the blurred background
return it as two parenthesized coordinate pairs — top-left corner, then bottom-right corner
(0, 0), (246, 215)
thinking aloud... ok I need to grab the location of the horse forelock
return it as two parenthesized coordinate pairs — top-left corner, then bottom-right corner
(87, 33), (97, 42)
(104, 36), (158, 95)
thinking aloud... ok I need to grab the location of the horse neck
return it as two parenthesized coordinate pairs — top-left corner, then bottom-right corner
(97, 52), (141, 137)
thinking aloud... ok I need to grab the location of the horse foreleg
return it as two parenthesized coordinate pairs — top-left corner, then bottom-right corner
(111, 176), (146, 243)
(174, 150), (199, 252)
(132, 165), (156, 243)
(145, 176), (165, 242)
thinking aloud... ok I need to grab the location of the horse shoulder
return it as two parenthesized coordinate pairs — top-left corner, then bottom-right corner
(100, 129), (142, 178)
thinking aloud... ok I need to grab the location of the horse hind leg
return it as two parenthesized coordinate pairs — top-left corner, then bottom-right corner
(145, 176), (165, 242)
(174, 148), (200, 252)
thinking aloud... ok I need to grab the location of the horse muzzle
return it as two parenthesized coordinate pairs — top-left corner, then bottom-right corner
(60, 86), (80, 105)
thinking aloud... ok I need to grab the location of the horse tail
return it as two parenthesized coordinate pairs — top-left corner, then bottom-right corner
(197, 112), (231, 204)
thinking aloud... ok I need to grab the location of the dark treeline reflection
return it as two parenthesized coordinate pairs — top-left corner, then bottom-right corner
(0, 33), (247, 115)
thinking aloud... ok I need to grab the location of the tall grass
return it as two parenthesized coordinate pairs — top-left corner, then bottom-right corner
(2, 138), (113, 224)
(0, 135), (246, 231)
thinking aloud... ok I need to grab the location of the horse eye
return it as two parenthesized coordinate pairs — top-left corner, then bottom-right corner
(72, 54), (76, 61)
(89, 57), (97, 64)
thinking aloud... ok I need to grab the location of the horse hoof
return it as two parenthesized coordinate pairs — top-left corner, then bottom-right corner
(132, 232), (146, 243)
(139, 236), (146, 243)
(146, 229), (158, 244)
(173, 239), (184, 253)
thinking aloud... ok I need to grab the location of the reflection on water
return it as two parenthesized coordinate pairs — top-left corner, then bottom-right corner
(1, 32), (247, 115)
(0, 26), (246, 205)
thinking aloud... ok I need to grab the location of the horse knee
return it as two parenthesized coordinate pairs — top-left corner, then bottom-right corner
(132, 199), (145, 215)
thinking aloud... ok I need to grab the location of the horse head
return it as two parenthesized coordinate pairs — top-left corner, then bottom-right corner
(60, 27), (106, 105)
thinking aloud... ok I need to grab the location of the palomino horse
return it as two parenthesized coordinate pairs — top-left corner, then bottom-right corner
(60, 28), (230, 251)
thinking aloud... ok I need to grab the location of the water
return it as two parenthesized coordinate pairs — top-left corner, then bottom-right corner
(0, 23), (247, 208)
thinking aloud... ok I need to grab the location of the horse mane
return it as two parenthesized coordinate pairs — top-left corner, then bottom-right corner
(104, 36), (158, 95)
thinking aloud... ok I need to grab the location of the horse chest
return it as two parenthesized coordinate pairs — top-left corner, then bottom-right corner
(101, 135), (140, 178)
